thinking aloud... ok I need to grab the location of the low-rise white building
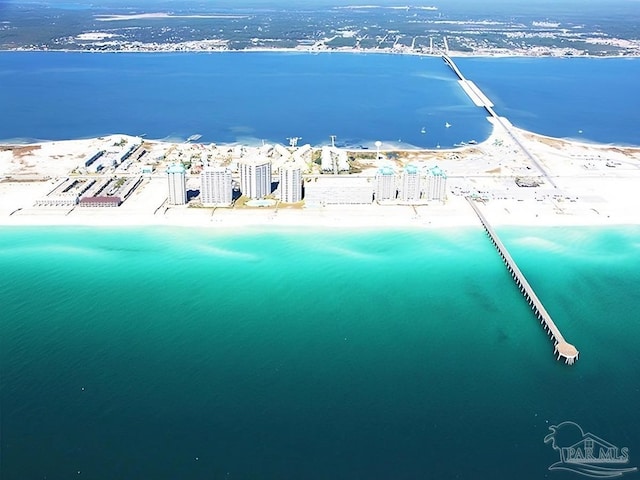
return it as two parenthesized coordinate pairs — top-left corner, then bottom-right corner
(304, 176), (373, 206)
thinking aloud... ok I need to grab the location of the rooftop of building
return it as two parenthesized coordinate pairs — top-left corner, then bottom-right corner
(202, 166), (231, 173)
(79, 196), (121, 204)
(166, 163), (186, 174)
(280, 161), (304, 172)
(430, 165), (447, 177)
(306, 176), (372, 187)
(377, 166), (395, 176)
(239, 155), (272, 167)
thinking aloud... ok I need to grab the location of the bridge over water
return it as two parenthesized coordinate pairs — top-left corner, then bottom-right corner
(442, 54), (558, 188)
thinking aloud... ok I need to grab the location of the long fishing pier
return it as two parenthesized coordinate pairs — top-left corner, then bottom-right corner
(467, 198), (579, 365)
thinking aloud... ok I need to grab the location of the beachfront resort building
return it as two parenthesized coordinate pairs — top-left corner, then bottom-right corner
(279, 164), (303, 203)
(424, 166), (447, 201)
(239, 157), (272, 200)
(35, 177), (94, 207)
(200, 167), (233, 206)
(304, 177), (373, 207)
(375, 166), (397, 202)
(399, 165), (422, 202)
(166, 163), (187, 205)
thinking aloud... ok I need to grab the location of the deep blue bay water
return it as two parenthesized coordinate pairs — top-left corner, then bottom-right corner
(1, 51), (639, 146)
(456, 56), (640, 146)
(0, 51), (490, 148)
(1, 227), (640, 479)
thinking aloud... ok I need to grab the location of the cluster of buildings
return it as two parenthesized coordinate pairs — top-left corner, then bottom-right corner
(375, 164), (447, 203)
(35, 176), (142, 207)
(82, 140), (143, 174)
(166, 156), (305, 206)
(303, 165), (447, 207)
(166, 156), (447, 208)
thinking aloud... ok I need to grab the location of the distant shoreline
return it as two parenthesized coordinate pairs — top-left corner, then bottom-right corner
(2, 47), (639, 59)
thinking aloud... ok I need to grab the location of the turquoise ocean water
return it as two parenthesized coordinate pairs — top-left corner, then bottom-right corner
(1, 227), (639, 479)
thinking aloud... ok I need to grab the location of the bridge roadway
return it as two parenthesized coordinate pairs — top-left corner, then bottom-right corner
(442, 54), (558, 188)
(466, 198), (579, 364)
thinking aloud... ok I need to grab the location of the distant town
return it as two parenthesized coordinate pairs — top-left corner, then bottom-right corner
(2, 2), (640, 56)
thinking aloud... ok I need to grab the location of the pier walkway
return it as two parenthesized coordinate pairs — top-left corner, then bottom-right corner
(466, 197), (579, 365)
(442, 54), (558, 188)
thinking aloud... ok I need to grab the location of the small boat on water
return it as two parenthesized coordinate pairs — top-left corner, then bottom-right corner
(445, 122), (452, 128)
(420, 126), (426, 134)
(187, 134), (202, 142)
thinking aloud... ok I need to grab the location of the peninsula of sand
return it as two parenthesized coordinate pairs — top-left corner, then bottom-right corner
(1, 116), (640, 231)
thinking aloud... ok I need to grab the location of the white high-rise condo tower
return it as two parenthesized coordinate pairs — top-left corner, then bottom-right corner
(375, 166), (396, 202)
(200, 167), (233, 206)
(279, 164), (303, 203)
(239, 157), (272, 200)
(399, 165), (421, 202)
(425, 165), (447, 201)
(166, 163), (187, 205)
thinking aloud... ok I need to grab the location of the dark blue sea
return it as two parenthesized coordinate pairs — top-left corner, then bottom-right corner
(1, 52), (639, 147)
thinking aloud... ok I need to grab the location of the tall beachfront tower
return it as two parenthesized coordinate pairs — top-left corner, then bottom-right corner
(239, 157), (272, 200)
(399, 164), (421, 202)
(200, 167), (232, 206)
(424, 165), (447, 201)
(375, 166), (397, 202)
(166, 163), (187, 205)
(279, 164), (303, 203)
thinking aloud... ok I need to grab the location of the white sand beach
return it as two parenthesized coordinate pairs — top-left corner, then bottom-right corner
(1, 118), (639, 231)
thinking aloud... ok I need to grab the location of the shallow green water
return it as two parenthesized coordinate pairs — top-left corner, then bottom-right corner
(1, 226), (639, 479)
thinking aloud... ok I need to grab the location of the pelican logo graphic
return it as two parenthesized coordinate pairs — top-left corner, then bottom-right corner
(545, 421), (637, 478)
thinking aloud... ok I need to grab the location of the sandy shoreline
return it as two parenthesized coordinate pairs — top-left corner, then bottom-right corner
(2, 117), (640, 232)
